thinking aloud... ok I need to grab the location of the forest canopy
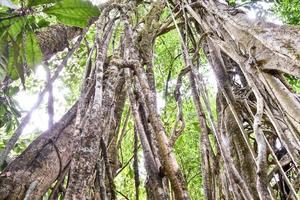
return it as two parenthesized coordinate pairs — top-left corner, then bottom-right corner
(0, 0), (300, 199)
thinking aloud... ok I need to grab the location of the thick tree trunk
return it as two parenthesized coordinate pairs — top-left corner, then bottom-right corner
(64, 14), (116, 199)
(0, 104), (76, 200)
(1, 1), (300, 199)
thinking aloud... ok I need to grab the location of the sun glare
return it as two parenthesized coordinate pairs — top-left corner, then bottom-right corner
(89, 0), (109, 5)
(15, 65), (69, 135)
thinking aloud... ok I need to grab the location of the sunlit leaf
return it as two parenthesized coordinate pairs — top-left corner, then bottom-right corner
(7, 17), (26, 41)
(43, 0), (100, 28)
(7, 45), (19, 80)
(0, 18), (14, 32)
(25, 31), (42, 70)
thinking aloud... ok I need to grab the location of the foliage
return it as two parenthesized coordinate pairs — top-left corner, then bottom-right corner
(273, 0), (300, 92)
(1, 0), (300, 199)
(25, 31), (43, 69)
(43, 0), (100, 28)
(275, 0), (300, 25)
(0, 0), (100, 143)
(0, 0), (100, 83)
(0, 86), (20, 132)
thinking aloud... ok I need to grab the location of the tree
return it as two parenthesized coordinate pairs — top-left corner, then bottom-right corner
(0, 0), (300, 199)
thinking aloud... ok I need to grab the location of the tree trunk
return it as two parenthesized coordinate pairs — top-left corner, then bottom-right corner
(1, 0), (300, 199)
(0, 104), (76, 200)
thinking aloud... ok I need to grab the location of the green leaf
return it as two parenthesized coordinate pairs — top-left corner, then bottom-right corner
(8, 86), (19, 96)
(0, 18), (13, 30)
(36, 19), (50, 28)
(7, 17), (26, 41)
(27, 0), (61, 7)
(0, 36), (8, 81)
(0, 65), (6, 82)
(43, 0), (100, 28)
(0, 105), (6, 117)
(7, 45), (19, 80)
(7, 42), (25, 86)
(25, 31), (42, 70)
(46, 13), (90, 28)
(0, 6), (10, 14)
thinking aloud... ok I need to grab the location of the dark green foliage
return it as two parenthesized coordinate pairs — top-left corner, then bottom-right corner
(0, 86), (20, 135)
(0, 0), (100, 82)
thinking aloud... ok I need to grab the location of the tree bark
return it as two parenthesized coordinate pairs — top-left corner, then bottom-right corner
(2, 1), (300, 199)
(0, 104), (77, 200)
(37, 25), (81, 60)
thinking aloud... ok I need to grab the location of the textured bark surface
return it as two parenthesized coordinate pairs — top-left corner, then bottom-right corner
(36, 25), (81, 60)
(1, 0), (300, 199)
(64, 14), (117, 198)
(0, 104), (77, 200)
(189, 72), (215, 200)
(224, 108), (258, 199)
